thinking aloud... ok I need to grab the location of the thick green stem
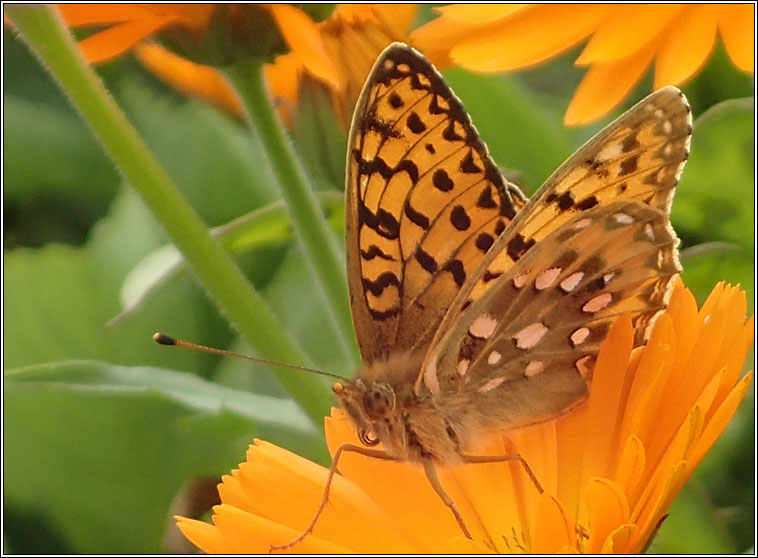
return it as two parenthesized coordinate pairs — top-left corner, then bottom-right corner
(224, 60), (358, 368)
(8, 5), (331, 425)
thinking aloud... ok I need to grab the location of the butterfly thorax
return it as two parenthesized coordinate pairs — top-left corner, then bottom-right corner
(334, 351), (464, 463)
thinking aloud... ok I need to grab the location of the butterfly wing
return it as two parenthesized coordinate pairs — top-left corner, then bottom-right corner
(453, 86), (691, 321)
(346, 43), (526, 364)
(421, 199), (680, 429)
(418, 86), (691, 395)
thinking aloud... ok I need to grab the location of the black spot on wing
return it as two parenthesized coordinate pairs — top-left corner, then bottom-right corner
(405, 201), (430, 230)
(450, 205), (471, 231)
(460, 150), (482, 174)
(407, 112), (427, 134)
(433, 169), (454, 192)
(575, 196), (599, 211)
(476, 185), (498, 209)
(362, 271), (400, 296)
(361, 245), (396, 261)
(415, 247), (438, 273)
(443, 259), (466, 287)
(475, 233), (494, 252)
(507, 233), (535, 260)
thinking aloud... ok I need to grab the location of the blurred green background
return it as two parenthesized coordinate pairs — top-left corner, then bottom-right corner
(3, 7), (754, 554)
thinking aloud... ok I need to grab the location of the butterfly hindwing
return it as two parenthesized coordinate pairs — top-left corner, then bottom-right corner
(346, 43), (526, 364)
(421, 199), (681, 425)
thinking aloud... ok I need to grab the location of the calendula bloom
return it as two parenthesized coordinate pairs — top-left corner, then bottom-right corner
(265, 5), (417, 127)
(176, 282), (753, 553)
(56, 4), (340, 86)
(412, 4), (755, 125)
(57, 4), (416, 127)
(139, 4), (417, 127)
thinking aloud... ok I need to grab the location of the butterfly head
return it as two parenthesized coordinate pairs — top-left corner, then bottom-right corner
(333, 379), (397, 446)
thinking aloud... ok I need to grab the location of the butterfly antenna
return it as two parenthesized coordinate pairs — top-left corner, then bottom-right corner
(153, 333), (348, 380)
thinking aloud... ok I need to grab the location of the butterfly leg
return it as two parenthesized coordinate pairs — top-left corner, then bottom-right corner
(422, 457), (473, 539)
(459, 452), (544, 494)
(269, 443), (399, 553)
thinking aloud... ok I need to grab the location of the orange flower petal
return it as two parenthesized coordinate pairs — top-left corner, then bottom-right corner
(718, 4), (755, 72)
(621, 314), (678, 464)
(409, 14), (476, 68)
(582, 314), (634, 478)
(614, 435), (646, 500)
(691, 371), (753, 467)
(447, 437), (528, 552)
(134, 43), (242, 118)
(434, 4), (529, 24)
(711, 314), (754, 412)
(565, 38), (658, 125)
(576, 4), (685, 64)
(583, 478), (630, 553)
(441, 536), (496, 553)
(602, 523), (638, 553)
(530, 493), (576, 553)
(655, 5), (719, 88)
(411, 2), (530, 66)
(57, 4), (167, 26)
(228, 441), (414, 553)
(264, 53), (302, 126)
(176, 515), (238, 555)
(634, 460), (688, 549)
(446, 4), (613, 72)
(364, 5), (418, 39)
(267, 4), (341, 90)
(211, 504), (351, 554)
(631, 406), (701, 529)
(76, 15), (181, 64)
(325, 412), (466, 552)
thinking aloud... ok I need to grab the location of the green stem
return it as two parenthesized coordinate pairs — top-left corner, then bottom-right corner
(224, 60), (358, 368)
(8, 5), (331, 425)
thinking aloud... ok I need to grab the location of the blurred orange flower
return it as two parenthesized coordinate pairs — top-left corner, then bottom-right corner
(412, 4), (754, 125)
(266, 5), (417, 127)
(57, 4), (417, 127)
(176, 282), (753, 553)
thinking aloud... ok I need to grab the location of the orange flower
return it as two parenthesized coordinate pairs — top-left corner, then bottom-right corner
(265, 5), (417, 127)
(56, 4), (340, 89)
(412, 4), (754, 125)
(56, 4), (215, 64)
(58, 5), (417, 127)
(176, 282), (753, 553)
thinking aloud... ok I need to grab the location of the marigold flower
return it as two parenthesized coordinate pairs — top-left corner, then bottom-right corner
(176, 282), (753, 553)
(56, 4), (340, 87)
(56, 5), (417, 127)
(265, 4), (418, 127)
(411, 4), (754, 125)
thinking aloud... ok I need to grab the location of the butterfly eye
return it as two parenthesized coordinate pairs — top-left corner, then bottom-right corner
(358, 428), (379, 446)
(363, 383), (395, 419)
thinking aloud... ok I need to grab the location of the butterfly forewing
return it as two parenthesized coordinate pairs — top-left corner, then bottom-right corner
(451, 87), (691, 322)
(346, 44), (526, 363)
(421, 200), (681, 422)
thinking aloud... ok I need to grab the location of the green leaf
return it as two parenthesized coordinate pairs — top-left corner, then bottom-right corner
(114, 73), (281, 224)
(649, 483), (735, 553)
(674, 97), (754, 307)
(443, 69), (578, 194)
(3, 187), (232, 373)
(4, 361), (323, 554)
(109, 192), (344, 328)
(3, 95), (119, 199)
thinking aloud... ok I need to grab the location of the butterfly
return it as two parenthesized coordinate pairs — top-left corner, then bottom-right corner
(272, 42), (691, 551)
